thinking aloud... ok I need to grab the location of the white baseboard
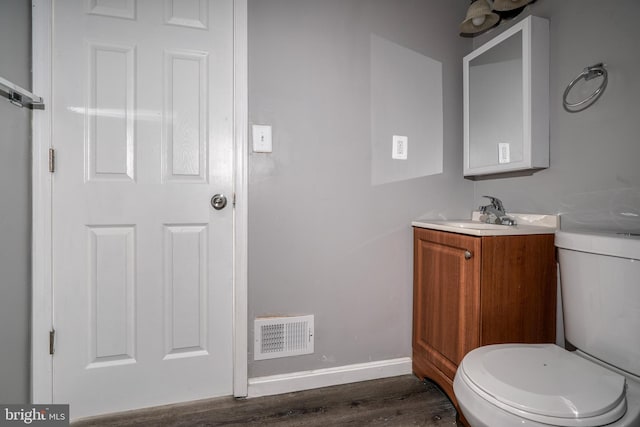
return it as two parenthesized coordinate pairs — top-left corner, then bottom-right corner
(247, 357), (412, 398)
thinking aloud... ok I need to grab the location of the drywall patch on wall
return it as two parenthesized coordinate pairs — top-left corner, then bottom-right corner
(370, 34), (443, 185)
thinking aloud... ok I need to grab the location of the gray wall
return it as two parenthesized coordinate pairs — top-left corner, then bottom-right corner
(0, 0), (32, 404)
(472, 1), (640, 233)
(247, 0), (473, 377)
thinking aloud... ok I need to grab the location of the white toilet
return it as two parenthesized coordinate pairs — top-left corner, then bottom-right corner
(453, 230), (640, 427)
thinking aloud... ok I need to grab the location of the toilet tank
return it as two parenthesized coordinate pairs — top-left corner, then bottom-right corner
(556, 230), (640, 377)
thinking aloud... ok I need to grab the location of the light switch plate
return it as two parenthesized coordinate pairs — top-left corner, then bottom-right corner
(252, 125), (272, 153)
(392, 135), (408, 160)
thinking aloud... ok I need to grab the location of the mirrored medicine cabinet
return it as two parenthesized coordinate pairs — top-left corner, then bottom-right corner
(463, 15), (549, 177)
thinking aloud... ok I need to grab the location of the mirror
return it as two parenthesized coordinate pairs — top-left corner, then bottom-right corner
(469, 31), (523, 169)
(463, 16), (549, 177)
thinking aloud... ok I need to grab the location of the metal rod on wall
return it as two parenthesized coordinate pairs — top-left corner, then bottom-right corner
(0, 75), (45, 109)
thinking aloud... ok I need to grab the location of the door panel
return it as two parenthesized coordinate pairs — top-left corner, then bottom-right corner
(88, 225), (136, 368)
(52, 0), (233, 420)
(163, 224), (209, 358)
(163, 50), (209, 182)
(87, 42), (136, 181)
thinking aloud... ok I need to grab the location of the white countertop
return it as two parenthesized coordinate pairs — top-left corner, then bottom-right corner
(412, 212), (558, 236)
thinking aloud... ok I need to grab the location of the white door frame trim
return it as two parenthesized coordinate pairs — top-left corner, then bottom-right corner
(30, 0), (249, 403)
(31, 0), (53, 403)
(232, 0), (249, 398)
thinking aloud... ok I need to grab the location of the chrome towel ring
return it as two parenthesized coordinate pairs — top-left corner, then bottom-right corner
(563, 63), (608, 113)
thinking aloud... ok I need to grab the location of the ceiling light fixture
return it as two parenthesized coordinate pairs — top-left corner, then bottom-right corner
(459, 0), (500, 37)
(460, 0), (538, 37)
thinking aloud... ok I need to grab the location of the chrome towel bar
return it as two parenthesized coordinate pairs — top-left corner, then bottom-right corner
(0, 75), (45, 109)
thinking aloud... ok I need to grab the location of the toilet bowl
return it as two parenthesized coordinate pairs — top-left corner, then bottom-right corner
(453, 343), (640, 426)
(453, 230), (640, 426)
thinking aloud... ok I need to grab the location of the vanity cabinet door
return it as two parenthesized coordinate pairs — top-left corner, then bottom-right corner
(412, 228), (481, 383)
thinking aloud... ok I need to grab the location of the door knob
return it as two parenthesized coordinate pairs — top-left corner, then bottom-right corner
(464, 250), (472, 260)
(211, 194), (227, 210)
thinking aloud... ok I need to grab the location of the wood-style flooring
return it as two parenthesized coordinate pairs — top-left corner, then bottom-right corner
(73, 375), (458, 426)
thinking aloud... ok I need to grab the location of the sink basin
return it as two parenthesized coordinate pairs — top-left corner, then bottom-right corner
(412, 213), (558, 236)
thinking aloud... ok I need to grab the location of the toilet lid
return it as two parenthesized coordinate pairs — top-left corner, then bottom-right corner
(461, 344), (626, 421)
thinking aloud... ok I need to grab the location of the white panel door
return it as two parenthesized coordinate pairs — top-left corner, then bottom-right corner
(51, 0), (234, 420)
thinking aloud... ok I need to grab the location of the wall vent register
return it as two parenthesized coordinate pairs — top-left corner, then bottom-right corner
(254, 315), (314, 360)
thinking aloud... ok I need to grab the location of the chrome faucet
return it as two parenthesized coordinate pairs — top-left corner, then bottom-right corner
(479, 196), (517, 226)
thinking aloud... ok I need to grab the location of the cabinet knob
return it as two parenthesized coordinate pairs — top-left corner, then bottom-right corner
(464, 250), (472, 260)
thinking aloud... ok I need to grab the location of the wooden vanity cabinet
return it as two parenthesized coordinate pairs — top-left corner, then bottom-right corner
(412, 227), (556, 411)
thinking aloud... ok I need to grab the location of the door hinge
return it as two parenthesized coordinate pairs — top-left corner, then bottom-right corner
(49, 329), (55, 355)
(48, 148), (55, 173)
(232, 192), (236, 208)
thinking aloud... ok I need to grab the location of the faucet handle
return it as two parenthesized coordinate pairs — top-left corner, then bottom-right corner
(481, 195), (505, 212)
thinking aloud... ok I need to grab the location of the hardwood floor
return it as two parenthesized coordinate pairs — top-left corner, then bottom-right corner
(73, 375), (458, 426)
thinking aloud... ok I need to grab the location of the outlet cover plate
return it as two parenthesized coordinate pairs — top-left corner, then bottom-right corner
(392, 135), (408, 160)
(498, 142), (510, 164)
